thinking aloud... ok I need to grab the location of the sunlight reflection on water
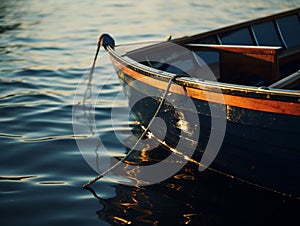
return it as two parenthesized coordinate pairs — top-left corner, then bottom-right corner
(0, 0), (299, 225)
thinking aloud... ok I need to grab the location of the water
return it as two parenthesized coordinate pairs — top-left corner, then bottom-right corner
(1, 0), (299, 225)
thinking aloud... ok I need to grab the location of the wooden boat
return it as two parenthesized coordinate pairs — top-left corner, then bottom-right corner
(99, 8), (300, 197)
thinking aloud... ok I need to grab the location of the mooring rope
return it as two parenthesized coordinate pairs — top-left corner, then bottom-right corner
(82, 34), (179, 187)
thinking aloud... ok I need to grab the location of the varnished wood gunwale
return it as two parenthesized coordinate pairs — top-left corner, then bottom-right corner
(110, 51), (300, 117)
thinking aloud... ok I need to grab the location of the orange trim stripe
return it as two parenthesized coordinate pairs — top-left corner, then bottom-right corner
(113, 60), (300, 116)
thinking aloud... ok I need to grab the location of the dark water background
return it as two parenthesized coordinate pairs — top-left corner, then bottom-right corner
(1, 1), (299, 225)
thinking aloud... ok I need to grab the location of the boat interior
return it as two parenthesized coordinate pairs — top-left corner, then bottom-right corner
(126, 9), (300, 90)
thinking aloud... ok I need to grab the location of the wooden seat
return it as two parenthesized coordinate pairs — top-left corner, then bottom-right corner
(185, 44), (281, 84)
(185, 43), (300, 86)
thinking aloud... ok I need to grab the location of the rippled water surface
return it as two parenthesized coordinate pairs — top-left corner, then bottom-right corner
(1, 1), (299, 225)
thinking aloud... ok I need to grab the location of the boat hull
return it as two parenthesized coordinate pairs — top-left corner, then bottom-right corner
(112, 61), (300, 197)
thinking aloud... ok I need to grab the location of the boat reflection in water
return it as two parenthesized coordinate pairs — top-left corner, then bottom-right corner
(87, 159), (299, 225)
(84, 126), (298, 225)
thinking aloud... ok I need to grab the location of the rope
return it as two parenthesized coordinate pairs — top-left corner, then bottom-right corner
(82, 36), (179, 187)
